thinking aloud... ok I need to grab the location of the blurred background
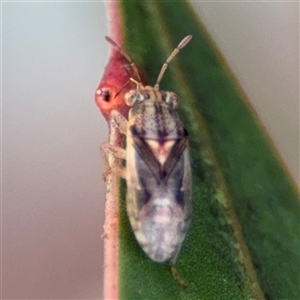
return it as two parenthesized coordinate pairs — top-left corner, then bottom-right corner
(2, 1), (298, 299)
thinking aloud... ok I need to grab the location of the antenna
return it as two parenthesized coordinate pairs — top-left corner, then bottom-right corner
(105, 36), (142, 83)
(154, 35), (192, 90)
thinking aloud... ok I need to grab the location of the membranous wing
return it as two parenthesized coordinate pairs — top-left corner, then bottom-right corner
(126, 124), (192, 262)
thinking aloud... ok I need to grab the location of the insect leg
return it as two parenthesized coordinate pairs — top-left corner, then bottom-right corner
(170, 265), (187, 288)
(100, 109), (128, 180)
(110, 109), (128, 135)
(169, 242), (187, 288)
(170, 241), (183, 266)
(101, 141), (126, 160)
(100, 142), (127, 180)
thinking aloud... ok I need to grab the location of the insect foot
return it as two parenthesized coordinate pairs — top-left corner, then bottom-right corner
(104, 35), (193, 267)
(171, 265), (187, 288)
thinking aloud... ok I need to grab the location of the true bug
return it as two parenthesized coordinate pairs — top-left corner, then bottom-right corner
(102, 36), (192, 265)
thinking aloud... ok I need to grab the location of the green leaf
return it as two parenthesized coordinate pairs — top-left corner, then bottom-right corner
(116, 1), (300, 299)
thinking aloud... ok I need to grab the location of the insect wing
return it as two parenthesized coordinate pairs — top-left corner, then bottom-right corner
(126, 129), (192, 263)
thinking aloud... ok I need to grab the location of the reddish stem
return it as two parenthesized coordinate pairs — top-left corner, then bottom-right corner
(95, 1), (136, 299)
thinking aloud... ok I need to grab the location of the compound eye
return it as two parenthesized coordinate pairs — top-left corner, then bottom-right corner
(97, 88), (111, 102)
(165, 92), (180, 109)
(125, 90), (144, 106)
(125, 90), (137, 106)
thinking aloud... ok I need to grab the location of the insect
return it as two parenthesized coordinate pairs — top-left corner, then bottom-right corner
(102, 35), (193, 265)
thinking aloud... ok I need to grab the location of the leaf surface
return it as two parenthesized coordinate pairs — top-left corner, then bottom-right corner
(108, 1), (300, 299)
